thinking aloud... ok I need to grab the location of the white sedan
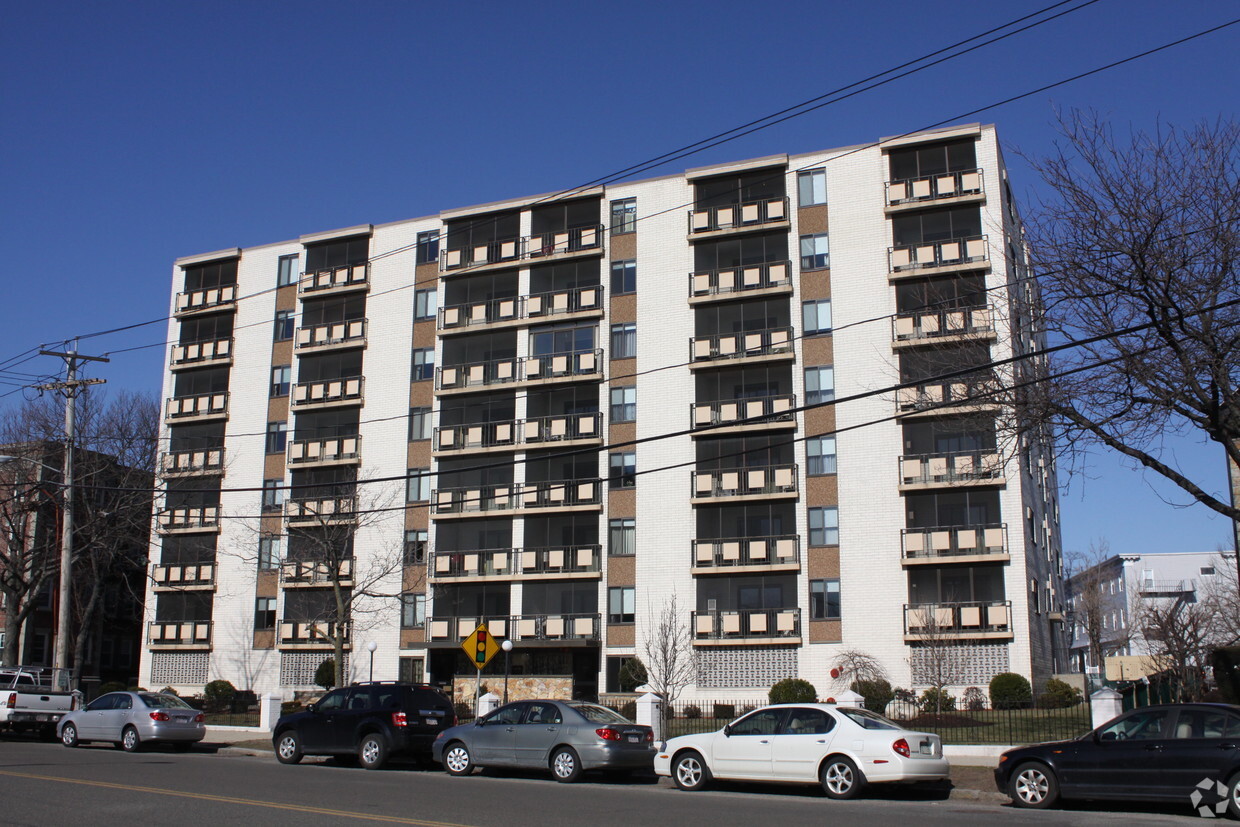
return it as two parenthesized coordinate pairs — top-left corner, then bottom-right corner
(654, 703), (948, 799)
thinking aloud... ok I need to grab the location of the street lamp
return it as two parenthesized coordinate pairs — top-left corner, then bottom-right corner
(501, 639), (513, 703)
(367, 640), (378, 682)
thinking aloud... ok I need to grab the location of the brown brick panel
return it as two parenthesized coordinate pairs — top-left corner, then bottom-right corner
(607, 624), (635, 647)
(609, 421), (636, 448)
(409, 381), (433, 407)
(275, 285), (297, 312)
(252, 630), (275, 650)
(271, 340), (293, 365)
(798, 205), (829, 235)
(608, 489), (636, 519)
(807, 546), (840, 579)
(610, 233), (636, 261)
(413, 320), (436, 349)
(808, 619), (842, 643)
(263, 453), (286, 479)
(402, 565), (427, 592)
(806, 475), (838, 507)
(610, 295), (637, 324)
(267, 395), (289, 421)
(802, 336), (833, 367)
(801, 269), (832, 301)
(256, 570), (279, 598)
(607, 554), (635, 586)
(609, 356), (636, 386)
(407, 441), (431, 468)
(260, 515), (283, 535)
(805, 404), (836, 439)
(404, 505), (428, 531)
(401, 629), (426, 647)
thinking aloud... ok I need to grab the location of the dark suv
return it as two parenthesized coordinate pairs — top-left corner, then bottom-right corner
(273, 682), (455, 770)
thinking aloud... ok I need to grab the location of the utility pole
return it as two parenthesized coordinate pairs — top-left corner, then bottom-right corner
(37, 343), (107, 689)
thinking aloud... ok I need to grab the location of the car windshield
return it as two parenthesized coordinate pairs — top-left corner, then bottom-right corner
(569, 703), (631, 724)
(140, 693), (194, 709)
(837, 707), (901, 730)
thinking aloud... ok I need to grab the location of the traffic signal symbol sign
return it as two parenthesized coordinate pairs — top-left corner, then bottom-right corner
(461, 622), (501, 669)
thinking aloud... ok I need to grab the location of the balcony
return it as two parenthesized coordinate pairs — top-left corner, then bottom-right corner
(691, 465), (798, 504)
(434, 412), (601, 456)
(904, 600), (1013, 641)
(280, 558), (354, 588)
(436, 350), (602, 395)
(290, 376), (364, 410)
(150, 563), (216, 591)
(901, 524), (1009, 565)
(295, 319), (367, 353)
(892, 306), (996, 348)
(147, 621), (212, 649)
(885, 168), (984, 212)
(164, 393), (228, 424)
(691, 394), (796, 436)
(279, 620), (350, 648)
(898, 451), (1004, 490)
(287, 436), (361, 468)
(298, 263), (369, 296)
(174, 285), (237, 317)
(438, 286), (604, 335)
(429, 545), (602, 582)
(169, 338), (233, 370)
(689, 327), (793, 368)
(160, 448), (224, 478)
(896, 376), (1000, 418)
(440, 237), (523, 274)
(440, 225), (605, 275)
(517, 545), (602, 579)
(692, 536), (799, 574)
(1138, 580), (1196, 596)
(688, 261), (792, 304)
(431, 479), (602, 518)
(889, 235), (989, 279)
(285, 496), (358, 525)
(430, 549), (514, 581)
(692, 608), (801, 645)
(526, 225), (604, 263)
(426, 614), (600, 643)
(688, 198), (789, 238)
(156, 506), (219, 534)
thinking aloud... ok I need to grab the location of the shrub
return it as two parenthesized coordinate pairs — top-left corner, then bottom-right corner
(1213, 646), (1240, 704)
(280, 700), (303, 716)
(454, 702), (473, 721)
(892, 686), (917, 704)
(204, 680), (236, 713)
(619, 657), (648, 693)
(314, 658), (336, 690)
(962, 686), (987, 711)
(851, 678), (894, 714)
(919, 687), (956, 713)
(769, 678), (817, 704)
(683, 704), (702, 719)
(1038, 678), (1082, 709)
(619, 701), (637, 720)
(989, 672), (1033, 709)
(97, 681), (126, 696)
(159, 686), (179, 697)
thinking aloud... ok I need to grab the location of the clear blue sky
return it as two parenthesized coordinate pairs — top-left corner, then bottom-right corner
(2, 0), (1236, 556)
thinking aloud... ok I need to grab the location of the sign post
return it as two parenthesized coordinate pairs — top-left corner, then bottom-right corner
(461, 622), (501, 716)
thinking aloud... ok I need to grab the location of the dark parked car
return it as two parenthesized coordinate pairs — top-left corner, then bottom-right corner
(995, 703), (1240, 817)
(273, 682), (454, 770)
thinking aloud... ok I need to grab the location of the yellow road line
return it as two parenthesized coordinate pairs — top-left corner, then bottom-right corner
(0, 769), (476, 826)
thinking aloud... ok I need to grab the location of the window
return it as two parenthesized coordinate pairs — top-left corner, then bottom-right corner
(271, 365), (291, 397)
(806, 436), (836, 475)
(611, 260), (636, 295)
(401, 594), (426, 628)
(407, 468), (431, 502)
(610, 386), (636, 422)
(609, 518), (635, 556)
(608, 587), (635, 623)
(800, 233), (830, 270)
(610, 198), (636, 234)
(802, 299), (832, 335)
(414, 289), (437, 321)
(255, 597), (276, 631)
(1201, 566), (1216, 577)
(277, 254), (298, 287)
(610, 323), (636, 359)
(258, 535), (281, 570)
(404, 530), (427, 565)
(416, 230), (439, 264)
(261, 479), (285, 512)
(411, 348), (434, 381)
(609, 452), (636, 489)
(274, 310), (294, 341)
(811, 579), (841, 619)
(409, 407), (431, 441)
(805, 366), (834, 405)
(809, 506), (839, 546)
(265, 421), (288, 454)
(797, 168), (827, 206)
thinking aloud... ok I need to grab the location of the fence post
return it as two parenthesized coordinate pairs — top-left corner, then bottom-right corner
(260, 693), (282, 731)
(637, 692), (663, 740)
(1089, 688), (1122, 730)
(832, 689), (864, 708)
(477, 692), (500, 717)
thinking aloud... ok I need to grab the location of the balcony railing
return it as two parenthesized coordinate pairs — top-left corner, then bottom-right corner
(434, 412), (601, 453)
(156, 506), (220, 533)
(174, 285), (236, 316)
(431, 479), (602, 517)
(689, 261), (792, 301)
(170, 338), (233, 369)
(290, 376), (364, 409)
(889, 234), (989, 274)
(440, 225), (604, 274)
(688, 198), (789, 235)
(279, 620), (349, 646)
(901, 524), (1008, 562)
(690, 327), (793, 365)
(285, 496), (358, 524)
(298, 263), (369, 295)
(150, 563), (216, 590)
(886, 168), (984, 207)
(441, 237), (523, 272)
(287, 435), (361, 467)
(527, 224), (604, 260)
(436, 350), (602, 393)
(439, 285), (604, 333)
(692, 608), (801, 642)
(147, 620), (212, 647)
(692, 536), (798, 571)
(161, 448), (224, 477)
(892, 306), (995, 345)
(896, 375), (999, 415)
(518, 545), (602, 577)
(425, 613), (601, 642)
(691, 394), (795, 432)
(691, 465), (798, 502)
(431, 549), (514, 579)
(164, 393), (228, 423)
(429, 545), (602, 580)
(280, 558), (354, 587)
(904, 600), (1012, 637)
(295, 319), (367, 352)
(1138, 580), (1195, 595)
(899, 451), (1004, 488)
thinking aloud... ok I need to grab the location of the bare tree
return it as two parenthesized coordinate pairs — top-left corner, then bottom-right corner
(1198, 552), (1240, 646)
(1065, 539), (1130, 679)
(829, 648), (888, 690)
(0, 454), (58, 666)
(642, 593), (697, 727)
(909, 609), (966, 713)
(1131, 584), (1226, 702)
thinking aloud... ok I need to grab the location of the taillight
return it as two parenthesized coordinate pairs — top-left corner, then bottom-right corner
(194, 713), (204, 723)
(892, 738), (910, 757)
(6, 692), (15, 709)
(392, 712), (408, 727)
(150, 711), (170, 722)
(596, 727), (621, 741)
(645, 731), (654, 742)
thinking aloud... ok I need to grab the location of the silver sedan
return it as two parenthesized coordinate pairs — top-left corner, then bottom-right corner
(58, 691), (205, 752)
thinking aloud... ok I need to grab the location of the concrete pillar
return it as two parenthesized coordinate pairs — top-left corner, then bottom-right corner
(636, 692), (663, 740)
(831, 689), (865, 708)
(1090, 688), (1122, 730)
(260, 693), (283, 731)
(477, 692), (500, 717)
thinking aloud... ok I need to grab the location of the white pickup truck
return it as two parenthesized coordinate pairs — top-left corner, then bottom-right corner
(0, 668), (80, 739)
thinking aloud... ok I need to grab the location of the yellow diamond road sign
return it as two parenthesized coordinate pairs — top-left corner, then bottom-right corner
(461, 622), (501, 669)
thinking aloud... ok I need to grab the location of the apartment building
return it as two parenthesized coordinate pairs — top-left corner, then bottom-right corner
(140, 123), (1066, 700)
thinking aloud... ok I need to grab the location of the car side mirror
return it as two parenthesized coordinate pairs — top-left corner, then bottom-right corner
(1098, 731), (1115, 742)
(722, 724), (731, 737)
(306, 703), (318, 714)
(474, 719), (485, 727)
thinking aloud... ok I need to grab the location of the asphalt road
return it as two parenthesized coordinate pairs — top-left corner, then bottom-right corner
(0, 739), (1206, 826)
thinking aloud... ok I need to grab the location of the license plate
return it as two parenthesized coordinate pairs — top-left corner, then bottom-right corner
(626, 735), (640, 743)
(425, 718), (438, 726)
(920, 743), (932, 755)
(35, 715), (48, 722)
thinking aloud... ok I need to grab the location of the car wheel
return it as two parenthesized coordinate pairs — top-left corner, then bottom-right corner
(275, 731), (304, 765)
(60, 724), (79, 748)
(443, 742), (474, 776)
(121, 726), (141, 753)
(550, 747), (582, 783)
(821, 756), (865, 800)
(1009, 761), (1059, 809)
(672, 751), (711, 792)
(1224, 771), (1240, 820)
(359, 734), (389, 771)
